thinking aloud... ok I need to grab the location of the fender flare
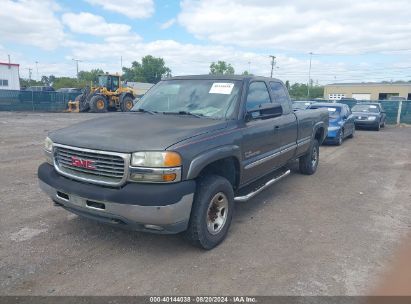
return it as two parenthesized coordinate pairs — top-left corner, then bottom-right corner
(186, 145), (242, 180)
(119, 92), (134, 103)
(312, 121), (327, 143)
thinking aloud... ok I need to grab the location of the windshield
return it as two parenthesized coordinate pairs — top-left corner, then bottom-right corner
(98, 76), (108, 87)
(352, 104), (380, 113)
(311, 105), (341, 118)
(132, 79), (241, 119)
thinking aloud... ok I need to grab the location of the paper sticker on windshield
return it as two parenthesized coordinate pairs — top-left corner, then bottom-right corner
(209, 83), (234, 94)
(328, 108), (337, 112)
(369, 105), (377, 108)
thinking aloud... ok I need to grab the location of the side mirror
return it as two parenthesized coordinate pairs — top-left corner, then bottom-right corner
(246, 103), (283, 121)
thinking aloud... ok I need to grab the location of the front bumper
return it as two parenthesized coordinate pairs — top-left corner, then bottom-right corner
(354, 120), (379, 128)
(38, 163), (195, 234)
(324, 127), (341, 142)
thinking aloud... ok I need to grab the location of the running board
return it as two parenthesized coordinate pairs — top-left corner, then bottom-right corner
(234, 169), (291, 202)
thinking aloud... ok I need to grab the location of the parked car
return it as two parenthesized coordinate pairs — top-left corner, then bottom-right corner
(351, 103), (386, 131)
(26, 86), (55, 92)
(292, 100), (316, 110)
(56, 88), (82, 93)
(309, 102), (355, 145)
(38, 75), (328, 249)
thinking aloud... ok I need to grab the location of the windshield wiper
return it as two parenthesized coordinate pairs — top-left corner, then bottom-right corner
(135, 108), (157, 115)
(163, 111), (204, 118)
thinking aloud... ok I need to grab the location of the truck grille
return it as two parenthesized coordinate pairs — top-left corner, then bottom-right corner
(53, 145), (129, 186)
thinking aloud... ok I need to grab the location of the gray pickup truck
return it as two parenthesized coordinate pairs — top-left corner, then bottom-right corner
(38, 75), (328, 249)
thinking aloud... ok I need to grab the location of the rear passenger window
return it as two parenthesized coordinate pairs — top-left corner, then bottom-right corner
(270, 82), (291, 114)
(246, 82), (271, 111)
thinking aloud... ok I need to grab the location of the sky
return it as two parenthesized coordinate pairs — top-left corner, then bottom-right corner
(0, 0), (411, 84)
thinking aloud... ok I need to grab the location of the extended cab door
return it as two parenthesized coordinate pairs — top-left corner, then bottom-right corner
(241, 81), (292, 184)
(269, 82), (298, 164)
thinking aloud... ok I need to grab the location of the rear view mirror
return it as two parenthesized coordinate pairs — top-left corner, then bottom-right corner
(246, 103), (283, 121)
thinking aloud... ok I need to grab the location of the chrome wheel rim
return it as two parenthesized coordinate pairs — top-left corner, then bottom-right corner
(206, 192), (228, 235)
(311, 146), (318, 168)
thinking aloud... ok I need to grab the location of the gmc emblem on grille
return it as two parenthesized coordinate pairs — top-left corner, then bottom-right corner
(71, 156), (96, 170)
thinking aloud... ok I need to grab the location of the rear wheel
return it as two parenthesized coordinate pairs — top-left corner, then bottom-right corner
(120, 96), (134, 112)
(89, 95), (107, 113)
(299, 139), (319, 175)
(336, 129), (344, 145)
(184, 175), (234, 250)
(348, 127), (355, 138)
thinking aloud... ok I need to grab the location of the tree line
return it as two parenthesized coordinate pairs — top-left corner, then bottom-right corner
(20, 56), (324, 99)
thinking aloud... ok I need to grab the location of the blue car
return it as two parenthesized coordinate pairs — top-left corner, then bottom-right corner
(308, 102), (355, 145)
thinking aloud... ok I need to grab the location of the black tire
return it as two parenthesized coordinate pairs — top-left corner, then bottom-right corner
(184, 175), (234, 250)
(348, 127), (355, 138)
(336, 129), (344, 146)
(120, 96), (134, 112)
(299, 139), (319, 175)
(75, 94), (89, 112)
(89, 95), (107, 113)
(375, 123), (381, 131)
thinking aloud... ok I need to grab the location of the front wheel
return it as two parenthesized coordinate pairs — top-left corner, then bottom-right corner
(184, 175), (234, 250)
(89, 95), (108, 113)
(299, 139), (319, 175)
(375, 123), (381, 131)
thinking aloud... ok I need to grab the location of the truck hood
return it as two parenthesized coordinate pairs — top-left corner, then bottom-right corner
(49, 113), (228, 152)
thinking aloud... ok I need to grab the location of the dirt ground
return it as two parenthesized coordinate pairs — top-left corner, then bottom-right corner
(0, 112), (410, 296)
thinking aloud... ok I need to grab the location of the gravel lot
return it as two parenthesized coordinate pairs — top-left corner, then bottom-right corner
(0, 112), (410, 296)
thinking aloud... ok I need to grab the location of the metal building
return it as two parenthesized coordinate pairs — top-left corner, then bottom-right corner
(0, 62), (20, 90)
(324, 82), (411, 101)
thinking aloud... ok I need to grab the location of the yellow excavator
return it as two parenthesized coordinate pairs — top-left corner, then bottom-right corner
(68, 73), (136, 112)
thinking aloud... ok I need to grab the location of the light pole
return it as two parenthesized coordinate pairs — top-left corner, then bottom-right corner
(72, 58), (82, 80)
(269, 55), (276, 78)
(307, 52), (313, 98)
(35, 61), (39, 81)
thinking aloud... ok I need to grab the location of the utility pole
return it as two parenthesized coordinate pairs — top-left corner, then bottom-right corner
(120, 56), (123, 73)
(72, 58), (82, 80)
(269, 55), (276, 78)
(27, 68), (33, 85)
(35, 61), (39, 81)
(307, 52), (313, 98)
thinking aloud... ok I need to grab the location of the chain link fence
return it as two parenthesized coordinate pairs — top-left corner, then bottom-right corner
(1, 89), (411, 124)
(0, 89), (79, 112)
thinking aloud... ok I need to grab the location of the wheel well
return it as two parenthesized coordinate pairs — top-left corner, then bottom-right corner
(198, 157), (240, 190)
(121, 93), (134, 101)
(315, 127), (324, 142)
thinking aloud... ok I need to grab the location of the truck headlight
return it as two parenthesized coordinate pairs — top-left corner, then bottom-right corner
(44, 137), (53, 164)
(45, 137), (53, 152)
(131, 151), (181, 167)
(367, 116), (377, 121)
(129, 151), (182, 183)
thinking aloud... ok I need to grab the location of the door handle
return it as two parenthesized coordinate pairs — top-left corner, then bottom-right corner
(274, 126), (280, 131)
